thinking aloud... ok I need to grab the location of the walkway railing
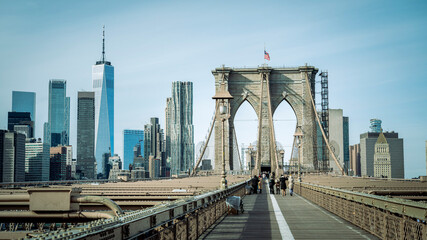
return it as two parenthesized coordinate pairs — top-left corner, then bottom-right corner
(295, 182), (427, 239)
(26, 179), (249, 240)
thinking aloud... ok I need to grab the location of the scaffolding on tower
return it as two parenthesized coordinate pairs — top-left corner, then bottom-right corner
(320, 71), (330, 171)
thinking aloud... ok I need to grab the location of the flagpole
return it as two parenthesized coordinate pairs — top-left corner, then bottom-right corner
(264, 42), (266, 65)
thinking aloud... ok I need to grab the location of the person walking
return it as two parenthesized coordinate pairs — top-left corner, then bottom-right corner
(275, 178), (280, 194)
(288, 175), (295, 196)
(258, 176), (263, 193)
(279, 174), (288, 196)
(251, 175), (259, 194)
(269, 175), (275, 194)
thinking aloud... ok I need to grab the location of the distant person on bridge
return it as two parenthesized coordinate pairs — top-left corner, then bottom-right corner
(275, 178), (280, 194)
(269, 176), (275, 194)
(258, 176), (263, 193)
(279, 175), (288, 196)
(251, 175), (259, 194)
(288, 175), (295, 196)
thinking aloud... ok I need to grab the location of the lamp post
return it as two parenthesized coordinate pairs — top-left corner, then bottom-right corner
(213, 81), (233, 189)
(279, 150), (285, 174)
(294, 128), (303, 182)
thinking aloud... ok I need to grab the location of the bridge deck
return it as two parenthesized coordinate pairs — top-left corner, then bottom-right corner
(201, 181), (379, 240)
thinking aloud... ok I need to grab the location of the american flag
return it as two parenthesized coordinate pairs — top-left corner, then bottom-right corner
(264, 50), (270, 61)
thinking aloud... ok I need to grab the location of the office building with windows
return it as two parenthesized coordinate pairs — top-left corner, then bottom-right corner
(48, 80), (70, 147)
(50, 146), (70, 181)
(328, 109), (349, 173)
(123, 130), (144, 170)
(144, 118), (166, 176)
(12, 91), (36, 130)
(8, 112), (34, 138)
(165, 98), (172, 163)
(167, 81), (194, 176)
(43, 122), (50, 147)
(0, 130), (25, 183)
(24, 138), (50, 181)
(373, 132), (391, 178)
(360, 120), (404, 178)
(77, 91), (96, 179)
(349, 144), (361, 176)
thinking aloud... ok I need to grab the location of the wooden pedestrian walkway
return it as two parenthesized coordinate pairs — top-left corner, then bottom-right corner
(200, 181), (379, 240)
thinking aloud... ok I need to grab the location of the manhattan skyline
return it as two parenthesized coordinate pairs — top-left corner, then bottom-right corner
(0, 1), (426, 178)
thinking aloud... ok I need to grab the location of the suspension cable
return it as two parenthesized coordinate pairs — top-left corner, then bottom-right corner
(289, 125), (297, 173)
(255, 71), (265, 172)
(191, 101), (219, 176)
(233, 127), (244, 171)
(265, 72), (280, 173)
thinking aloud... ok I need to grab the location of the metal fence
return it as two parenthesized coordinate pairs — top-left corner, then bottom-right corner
(294, 182), (427, 239)
(145, 183), (246, 240)
(25, 179), (248, 239)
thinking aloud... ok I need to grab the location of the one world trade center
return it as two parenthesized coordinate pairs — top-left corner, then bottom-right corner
(92, 26), (114, 174)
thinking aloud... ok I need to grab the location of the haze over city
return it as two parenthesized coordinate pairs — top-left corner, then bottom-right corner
(0, 0), (426, 178)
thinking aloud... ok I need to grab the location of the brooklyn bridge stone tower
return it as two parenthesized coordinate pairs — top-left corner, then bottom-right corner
(212, 65), (318, 175)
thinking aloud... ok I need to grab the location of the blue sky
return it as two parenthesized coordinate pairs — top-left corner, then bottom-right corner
(0, 0), (426, 178)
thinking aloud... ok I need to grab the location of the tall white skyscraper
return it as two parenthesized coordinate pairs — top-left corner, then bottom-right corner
(328, 109), (349, 174)
(92, 26), (114, 173)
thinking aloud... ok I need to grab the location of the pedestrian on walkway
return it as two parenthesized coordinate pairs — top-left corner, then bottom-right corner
(251, 175), (259, 194)
(258, 176), (263, 193)
(275, 178), (280, 194)
(279, 174), (288, 196)
(269, 175), (275, 194)
(288, 175), (295, 196)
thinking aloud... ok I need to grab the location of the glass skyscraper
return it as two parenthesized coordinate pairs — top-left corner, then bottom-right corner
(343, 116), (349, 172)
(65, 97), (70, 145)
(7, 112), (33, 138)
(12, 91), (36, 128)
(43, 122), (50, 147)
(93, 27), (114, 173)
(48, 80), (70, 147)
(123, 130), (144, 170)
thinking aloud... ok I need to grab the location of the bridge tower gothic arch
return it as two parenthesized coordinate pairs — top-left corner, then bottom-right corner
(212, 65), (318, 175)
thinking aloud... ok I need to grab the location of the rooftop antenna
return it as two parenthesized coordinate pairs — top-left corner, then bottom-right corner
(102, 25), (105, 62)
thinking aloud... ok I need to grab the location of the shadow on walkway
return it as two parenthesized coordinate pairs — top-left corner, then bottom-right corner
(201, 181), (281, 239)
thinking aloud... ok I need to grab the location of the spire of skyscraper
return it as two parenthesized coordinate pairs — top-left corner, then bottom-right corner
(102, 25), (105, 62)
(96, 25), (111, 65)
